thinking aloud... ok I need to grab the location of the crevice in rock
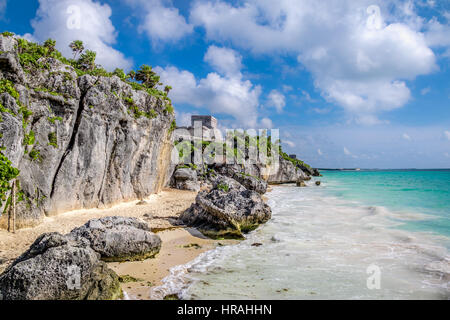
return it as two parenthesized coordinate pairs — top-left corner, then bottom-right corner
(50, 78), (98, 199)
(97, 132), (118, 204)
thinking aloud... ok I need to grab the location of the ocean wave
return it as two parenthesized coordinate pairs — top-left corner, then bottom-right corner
(152, 184), (450, 300)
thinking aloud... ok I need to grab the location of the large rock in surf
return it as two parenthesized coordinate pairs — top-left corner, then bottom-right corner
(267, 157), (310, 184)
(180, 176), (272, 239)
(69, 216), (161, 262)
(0, 233), (122, 300)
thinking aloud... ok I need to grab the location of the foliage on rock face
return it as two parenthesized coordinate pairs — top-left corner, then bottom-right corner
(23, 130), (35, 146)
(48, 132), (57, 148)
(169, 120), (177, 133)
(5, 34), (175, 116)
(28, 148), (41, 162)
(0, 149), (19, 208)
(217, 183), (230, 192)
(0, 79), (19, 100)
(174, 130), (312, 171)
(279, 148), (312, 170)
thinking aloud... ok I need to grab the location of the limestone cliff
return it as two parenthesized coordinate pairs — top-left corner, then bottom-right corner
(0, 35), (175, 228)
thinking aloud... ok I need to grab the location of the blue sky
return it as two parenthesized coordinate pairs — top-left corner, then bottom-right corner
(1, 0), (449, 168)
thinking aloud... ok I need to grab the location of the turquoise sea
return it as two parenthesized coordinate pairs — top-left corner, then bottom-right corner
(322, 170), (450, 238)
(152, 170), (450, 300)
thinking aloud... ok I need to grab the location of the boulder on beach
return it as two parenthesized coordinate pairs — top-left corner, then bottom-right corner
(179, 176), (272, 239)
(69, 216), (161, 262)
(315, 181), (321, 186)
(172, 167), (201, 192)
(0, 233), (122, 300)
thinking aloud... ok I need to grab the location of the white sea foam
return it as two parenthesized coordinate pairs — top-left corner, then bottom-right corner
(152, 184), (450, 300)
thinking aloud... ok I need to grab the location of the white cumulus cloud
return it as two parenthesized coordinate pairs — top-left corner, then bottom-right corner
(260, 117), (273, 129)
(267, 90), (286, 113)
(445, 131), (450, 141)
(155, 47), (261, 127)
(24, 0), (132, 71)
(127, 0), (193, 43)
(344, 147), (352, 155)
(190, 0), (437, 124)
(204, 45), (242, 77)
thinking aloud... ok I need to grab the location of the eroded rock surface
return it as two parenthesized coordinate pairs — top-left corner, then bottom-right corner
(180, 175), (271, 239)
(69, 216), (161, 262)
(0, 233), (122, 300)
(172, 167), (200, 192)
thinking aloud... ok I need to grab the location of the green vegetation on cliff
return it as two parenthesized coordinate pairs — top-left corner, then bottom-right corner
(0, 148), (19, 209)
(174, 130), (312, 171)
(6, 33), (174, 114)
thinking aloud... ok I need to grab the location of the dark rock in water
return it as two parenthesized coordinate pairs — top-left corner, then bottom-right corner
(0, 233), (122, 300)
(69, 217), (161, 262)
(251, 243), (263, 247)
(315, 181), (321, 186)
(172, 168), (200, 192)
(271, 235), (281, 242)
(312, 168), (321, 177)
(296, 180), (307, 187)
(179, 175), (271, 239)
(164, 294), (180, 300)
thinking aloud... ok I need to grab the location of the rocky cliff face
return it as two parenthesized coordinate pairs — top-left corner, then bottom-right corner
(0, 35), (175, 229)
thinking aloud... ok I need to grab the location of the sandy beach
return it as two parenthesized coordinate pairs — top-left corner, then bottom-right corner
(0, 188), (235, 300)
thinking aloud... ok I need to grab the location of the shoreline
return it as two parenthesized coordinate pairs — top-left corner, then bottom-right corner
(168, 181), (449, 300)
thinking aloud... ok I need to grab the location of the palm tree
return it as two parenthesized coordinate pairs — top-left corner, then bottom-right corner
(136, 65), (160, 88)
(43, 39), (56, 55)
(79, 50), (96, 71)
(164, 85), (172, 94)
(69, 40), (84, 59)
(127, 70), (136, 81)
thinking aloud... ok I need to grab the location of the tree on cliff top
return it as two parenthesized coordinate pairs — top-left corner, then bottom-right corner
(79, 50), (97, 71)
(69, 40), (84, 60)
(127, 70), (136, 81)
(136, 65), (160, 88)
(43, 39), (56, 56)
